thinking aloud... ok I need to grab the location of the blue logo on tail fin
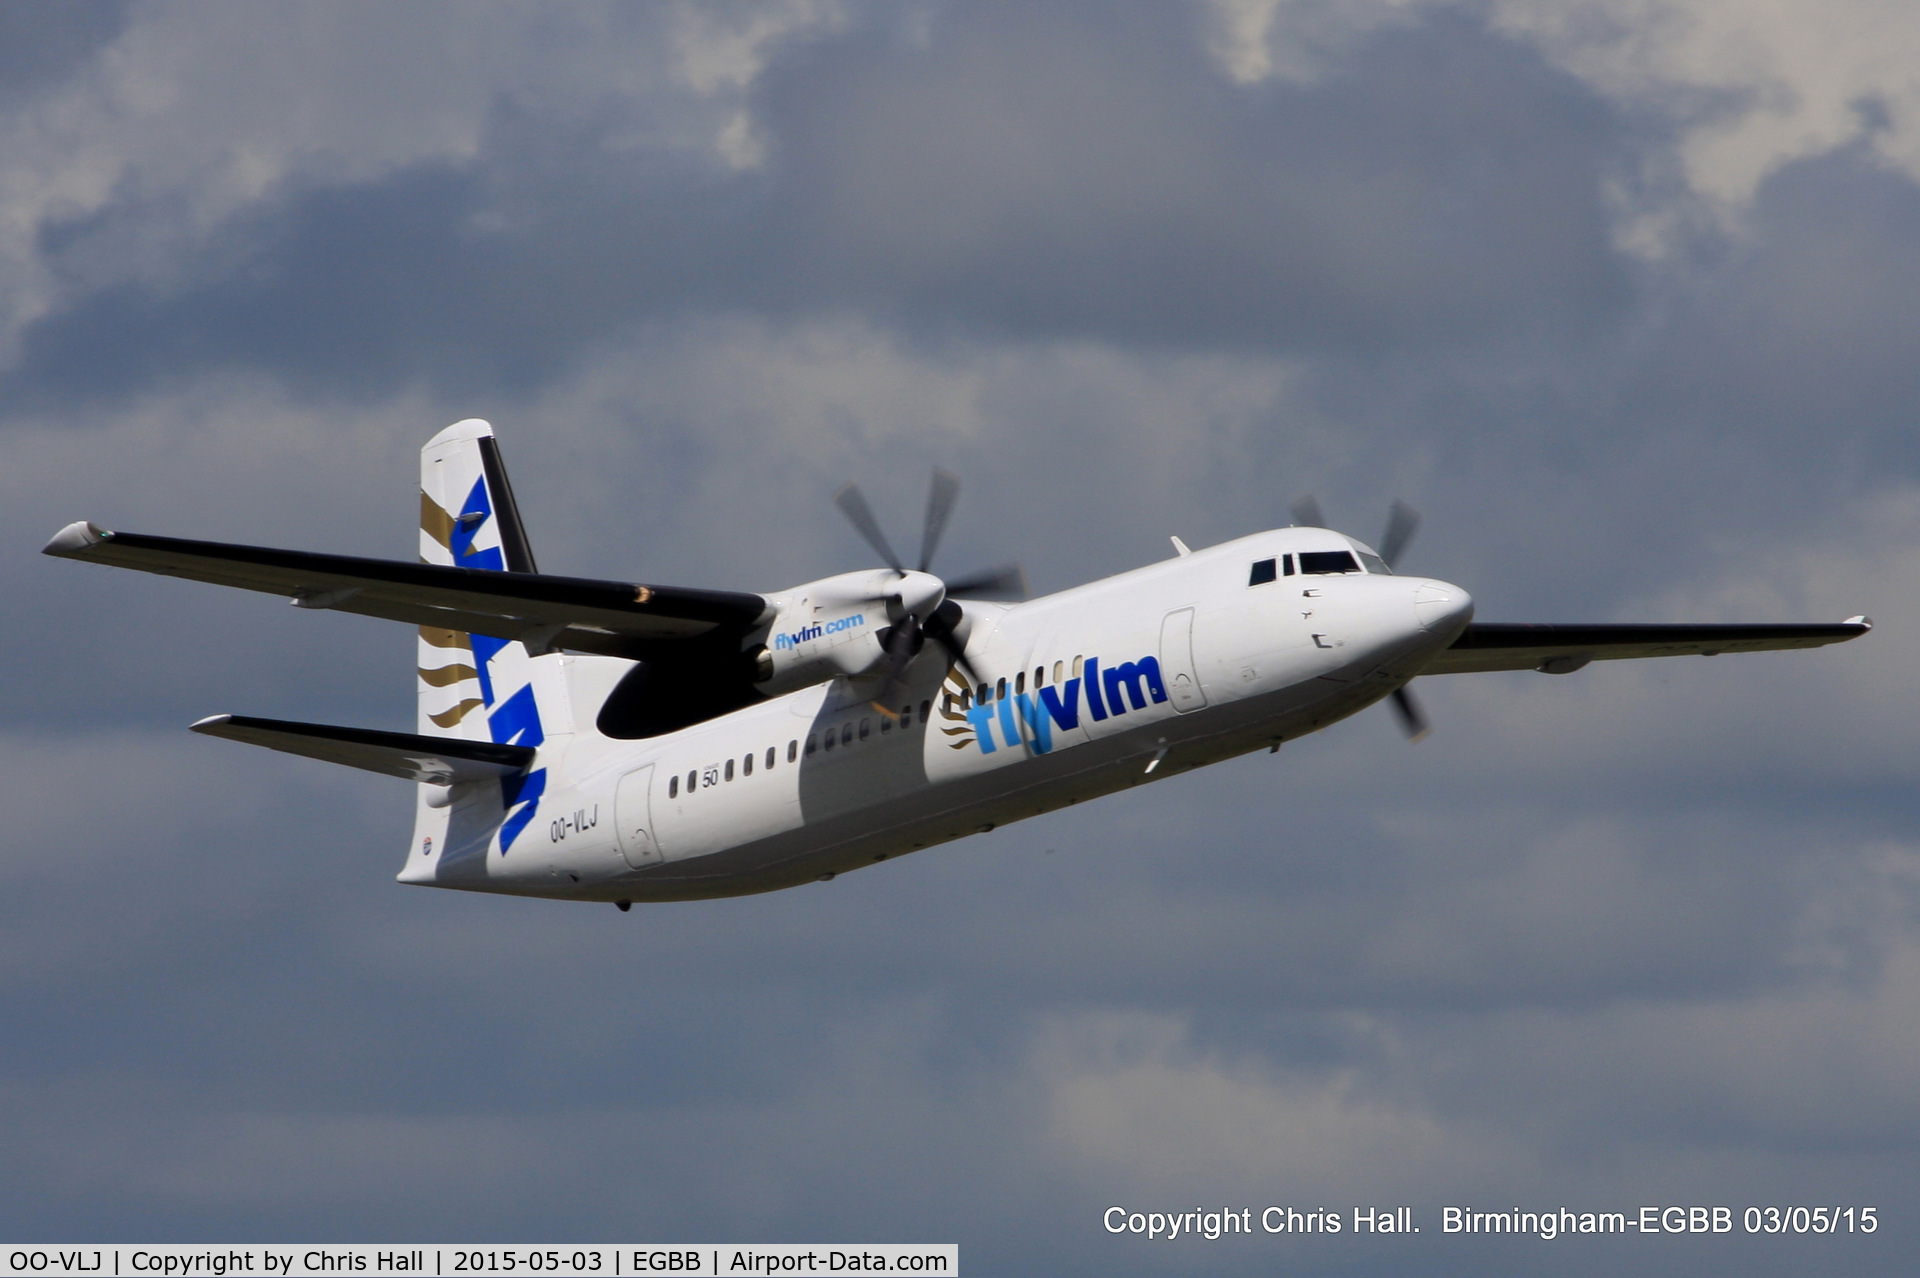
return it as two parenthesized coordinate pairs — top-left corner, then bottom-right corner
(450, 476), (505, 572)
(488, 683), (546, 852)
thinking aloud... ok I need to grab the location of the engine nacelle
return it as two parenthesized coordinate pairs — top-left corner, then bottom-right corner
(749, 569), (956, 697)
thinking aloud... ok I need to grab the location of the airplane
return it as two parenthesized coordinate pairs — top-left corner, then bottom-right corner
(42, 419), (1871, 909)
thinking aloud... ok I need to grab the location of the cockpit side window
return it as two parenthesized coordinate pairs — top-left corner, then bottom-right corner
(1356, 552), (1392, 575)
(1299, 550), (1361, 575)
(1249, 558), (1277, 586)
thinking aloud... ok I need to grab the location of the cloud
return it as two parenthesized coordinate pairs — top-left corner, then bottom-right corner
(1212, 0), (1920, 250)
(0, 2), (1636, 411)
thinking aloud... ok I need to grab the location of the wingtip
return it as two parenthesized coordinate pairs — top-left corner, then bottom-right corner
(1845, 615), (1872, 631)
(42, 520), (106, 557)
(189, 714), (235, 733)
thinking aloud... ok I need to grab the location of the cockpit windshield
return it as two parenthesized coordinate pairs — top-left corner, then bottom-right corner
(1355, 551), (1392, 575)
(1298, 550), (1362, 575)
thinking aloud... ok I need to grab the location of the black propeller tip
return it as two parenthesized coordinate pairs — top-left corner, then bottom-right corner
(945, 563), (1028, 601)
(1379, 499), (1420, 570)
(1389, 685), (1430, 741)
(833, 482), (904, 572)
(918, 468), (961, 573)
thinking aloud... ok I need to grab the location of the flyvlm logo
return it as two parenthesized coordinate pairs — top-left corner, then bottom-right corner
(772, 613), (867, 650)
(949, 655), (1168, 755)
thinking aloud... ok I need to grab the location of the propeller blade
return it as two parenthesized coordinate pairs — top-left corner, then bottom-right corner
(924, 601), (983, 690)
(1389, 685), (1430, 741)
(833, 482), (903, 572)
(918, 468), (961, 573)
(1290, 495), (1326, 529)
(1379, 499), (1420, 570)
(931, 627), (982, 691)
(871, 615), (925, 713)
(944, 563), (1028, 600)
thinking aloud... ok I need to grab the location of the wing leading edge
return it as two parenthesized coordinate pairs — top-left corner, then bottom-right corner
(1425, 619), (1872, 675)
(43, 521), (770, 657)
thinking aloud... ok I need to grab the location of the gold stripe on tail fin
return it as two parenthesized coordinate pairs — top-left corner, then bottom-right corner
(428, 699), (484, 729)
(418, 664), (480, 687)
(420, 492), (456, 550)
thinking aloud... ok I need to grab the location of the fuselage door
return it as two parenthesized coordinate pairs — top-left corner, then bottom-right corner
(1160, 607), (1208, 713)
(615, 764), (662, 868)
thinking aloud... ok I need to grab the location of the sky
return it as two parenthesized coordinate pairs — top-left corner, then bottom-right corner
(2, 1), (1918, 1272)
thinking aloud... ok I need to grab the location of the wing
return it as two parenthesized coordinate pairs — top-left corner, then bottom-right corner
(191, 714), (534, 784)
(1424, 619), (1872, 675)
(43, 521), (770, 656)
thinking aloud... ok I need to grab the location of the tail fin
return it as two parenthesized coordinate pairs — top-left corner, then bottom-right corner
(416, 419), (542, 742)
(409, 420), (567, 878)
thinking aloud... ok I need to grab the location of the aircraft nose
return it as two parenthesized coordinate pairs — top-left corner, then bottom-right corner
(1412, 579), (1474, 637)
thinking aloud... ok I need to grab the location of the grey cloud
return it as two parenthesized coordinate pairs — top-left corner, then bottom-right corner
(0, 0), (128, 104)
(5, 4), (1633, 410)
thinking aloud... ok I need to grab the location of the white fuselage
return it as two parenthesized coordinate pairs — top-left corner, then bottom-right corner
(401, 529), (1473, 901)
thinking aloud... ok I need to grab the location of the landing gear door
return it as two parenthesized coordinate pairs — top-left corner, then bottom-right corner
(615, 764), (661, 868)
(1160, 607), (1208, 713)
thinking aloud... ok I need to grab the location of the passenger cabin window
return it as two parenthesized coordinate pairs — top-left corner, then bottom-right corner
(788, 740), (798, 762)
(767, 746), (776, 769)
(724, 758), (734, 781)
(1015, 672), (1025, 695)
(669, 775), (679, 798)
(806, 736), (816, 755)
(860, 718), (871, 740)
(1299, 550), (1362, 575)
(686, 769), (697, 792)
(823, 730), (834, 752)
(842, 723), (854, 745)
(1249, 557), (1278, 586)
(919, 699), (931, 722)
(881, 715), (892, 734)
(742, 753), (753, 776)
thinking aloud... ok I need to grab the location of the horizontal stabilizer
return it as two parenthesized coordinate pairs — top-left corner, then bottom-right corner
(43, 521), (769, 657)
(190, 713), (535, 784)
(1425, 619), (1872, 675)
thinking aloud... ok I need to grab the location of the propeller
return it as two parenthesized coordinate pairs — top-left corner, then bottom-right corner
(1378, 499), (1420, 570)
(833, 469), (1021, 708)
(1291, 494), (1421, 568)
(1291, 493), (1433, 740)
(1388, 686), (1429, 741)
